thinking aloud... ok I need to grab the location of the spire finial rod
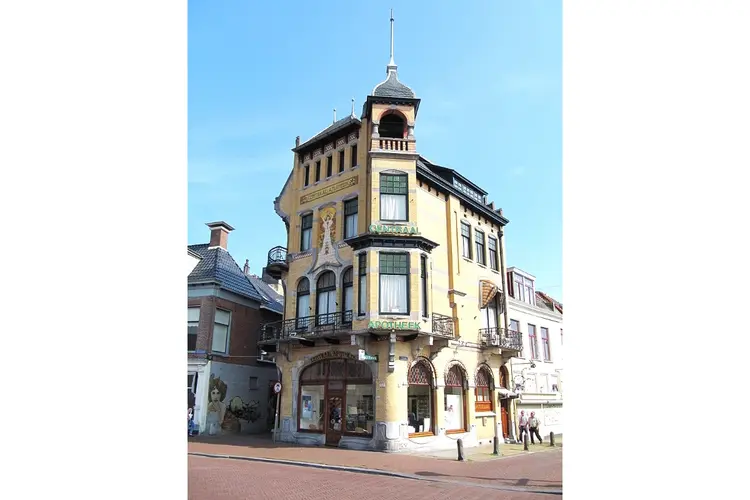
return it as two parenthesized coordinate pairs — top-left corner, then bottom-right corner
(333, 108), (337, 123)
(388, 9), (396, 71)
(351, 98), (355, 118)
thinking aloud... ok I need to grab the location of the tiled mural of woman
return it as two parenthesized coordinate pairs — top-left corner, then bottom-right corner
(206, 375), (228, 435)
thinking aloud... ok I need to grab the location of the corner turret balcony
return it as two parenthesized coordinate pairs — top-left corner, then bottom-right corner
(372, 137), (416, 152)
(480, 327), (523, 354)
(265, 246), (288, 280)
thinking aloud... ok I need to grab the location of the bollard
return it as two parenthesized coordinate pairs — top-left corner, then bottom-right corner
(549, 432), (555, 447)
(493, 436), (499, 455)
(523, 433), (529, 451)
(457, 438), (465, 461)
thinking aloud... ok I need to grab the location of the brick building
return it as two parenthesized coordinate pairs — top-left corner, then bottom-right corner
(188, 221), (283, 435)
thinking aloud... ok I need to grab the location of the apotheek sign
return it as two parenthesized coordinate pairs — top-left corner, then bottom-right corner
(368, 224), (420, 235)
(368, 320), (421, 330)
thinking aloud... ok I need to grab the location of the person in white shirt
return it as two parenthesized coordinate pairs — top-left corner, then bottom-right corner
(518, 410), (530, 443)
(529, 411), (543, 444)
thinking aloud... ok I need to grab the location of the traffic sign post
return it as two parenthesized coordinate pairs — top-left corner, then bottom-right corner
(272, 382), (282, 443)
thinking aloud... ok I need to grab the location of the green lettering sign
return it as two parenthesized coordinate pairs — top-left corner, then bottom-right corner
(368, 320), (421, 331)
(368, 224), (419, 235)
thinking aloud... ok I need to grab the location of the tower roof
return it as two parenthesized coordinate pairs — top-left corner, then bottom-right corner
(371, 9), (415, 99)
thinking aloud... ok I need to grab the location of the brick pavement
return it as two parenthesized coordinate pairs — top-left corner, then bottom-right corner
(188, 435), (562, 491)
(189, 455), (557, 500)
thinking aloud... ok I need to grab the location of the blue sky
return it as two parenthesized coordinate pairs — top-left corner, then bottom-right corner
(188, 0), (562, 300)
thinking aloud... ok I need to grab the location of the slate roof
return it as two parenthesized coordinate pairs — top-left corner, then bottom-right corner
(247, 275), (284, 314)
(187, 244), (263, 302)
(535, 291), (563, 314)
(372, 70), (415, 99)
(293, 116), (361, 152)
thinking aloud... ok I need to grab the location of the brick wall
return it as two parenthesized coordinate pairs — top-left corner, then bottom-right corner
(188, 296), (281, 366)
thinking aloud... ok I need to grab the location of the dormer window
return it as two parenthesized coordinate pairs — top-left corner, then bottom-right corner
(452, 178), (485, 204)
(512, 273), (536, 306)
(380, 113), (406, 139)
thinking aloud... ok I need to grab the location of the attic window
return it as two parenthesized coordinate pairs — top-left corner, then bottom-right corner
(380, 113), (405, 139)
(452, 178), (484, 204)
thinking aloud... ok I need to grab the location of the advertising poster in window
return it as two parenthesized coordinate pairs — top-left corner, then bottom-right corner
(444, 394), (462, 429)
(302, 395), (313, 420)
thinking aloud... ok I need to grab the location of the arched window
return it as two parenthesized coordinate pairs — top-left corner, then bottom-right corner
(296, 278), (310, 329)
(298, 358), (374, 441)
(475, 366), (494, 413)
(316, 271), (336, 325)
(380, 113), (405, 139)
(407, 360), (434, 436)
(444, 365), (467, 433)
(342, 267), (353, 323)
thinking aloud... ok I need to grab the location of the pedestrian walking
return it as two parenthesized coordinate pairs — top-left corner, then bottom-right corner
(529, 411), (543, 444)
(518, 410), (530, 443)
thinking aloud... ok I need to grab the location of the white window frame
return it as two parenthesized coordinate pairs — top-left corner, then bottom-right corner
(188, 307), (200, 352)
(212, 309), (231, 354)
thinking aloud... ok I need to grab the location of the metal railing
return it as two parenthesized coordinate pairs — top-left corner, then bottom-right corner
(259, 310), (353, 343)
(479, 327), (523, 352)
(266, 246), (288, 266)
(431, 313), (455, 338)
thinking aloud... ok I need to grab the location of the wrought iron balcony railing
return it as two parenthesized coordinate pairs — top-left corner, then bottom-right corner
(266, 246), (288, 267)
(259, 310), (353, 343)
(431, 313), (455, 338)
(479, 327), (524, 352)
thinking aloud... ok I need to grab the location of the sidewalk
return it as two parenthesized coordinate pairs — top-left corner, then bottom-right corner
(188, 434), (563, 491)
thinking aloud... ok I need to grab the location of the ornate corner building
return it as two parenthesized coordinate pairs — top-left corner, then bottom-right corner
(259, 15), (523, 452)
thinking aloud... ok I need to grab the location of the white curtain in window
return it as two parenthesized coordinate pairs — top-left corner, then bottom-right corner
(358, 276), (366, 313)
(380, 274), (408, 313)
(297, 294), (310, 318)
(344, 285), (354, 314)
(188, 308), (200, 322)
(215, 310), (230, 325)
(480, 307), (490, 330)
(212, 323), (228, 352)
(317, 290), (336, 323)
(380, 194), (406, 220)
(345, 213), (358, 238)
(301, 229), (312, 250)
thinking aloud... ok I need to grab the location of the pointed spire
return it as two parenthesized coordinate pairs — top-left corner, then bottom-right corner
(351, 98), (355, 118)
(387, 9), (397, 74)
(333, 108), (337, 123)
(243, 259), (250, 275)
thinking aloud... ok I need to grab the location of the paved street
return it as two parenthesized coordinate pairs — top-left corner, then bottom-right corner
(189, 455), (560, 500)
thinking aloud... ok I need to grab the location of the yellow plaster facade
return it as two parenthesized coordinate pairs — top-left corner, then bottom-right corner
(261, 29), (521, 453)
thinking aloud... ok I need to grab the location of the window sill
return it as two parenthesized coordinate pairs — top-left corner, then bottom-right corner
(378, 312), (411, 317)
(379, 219), (409, 224)
(445, 429), (468, 435)
(296, 429), (324, 434)
(543, 360), (554, 363)
(408, 431), (434, 438)
(461, 257), (473, 263)
(474, 411), (496, 417)
(477, 263), (487, 269)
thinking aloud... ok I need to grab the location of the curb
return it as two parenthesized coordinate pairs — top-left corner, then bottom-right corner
(189, 451), (562, 495)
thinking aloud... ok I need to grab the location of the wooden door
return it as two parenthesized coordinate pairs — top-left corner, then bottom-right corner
(501, 405), (509, 438)
(325, 394), (343, 446)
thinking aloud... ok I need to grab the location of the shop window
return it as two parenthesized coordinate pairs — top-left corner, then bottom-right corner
(407, 360), (435, 436)
(475, 366), (494, 413)
(444, 365), (467, 433)
(298, 359), (373, 436)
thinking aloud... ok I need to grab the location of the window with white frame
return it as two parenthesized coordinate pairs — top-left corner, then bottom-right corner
(380, 174), (408, 221)
(212, 309), (231, 353)
(551, 373), (560, 392)
(512, 274), (535, 305)
(488, 236), (499, 271)
(358, 254), (367, 316)
(344, 198), (358, 238)
(541, 327), (551, 361)
(188, 307), (200, 351)
(379, 253), (409, 314)
(536, 373), (549, 393)
(475, 229), (486, 265)
(188, 373), (198, 393)
(460, 222), (472, 259)
(300, 213), (313, 251)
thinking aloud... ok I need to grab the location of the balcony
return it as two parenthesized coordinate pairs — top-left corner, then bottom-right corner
(431, 313), (455, 339)
(479, 327), (523, 353)
(258, 311), (353, 345)
(371, 137), (416, 153)
(265, 246), (288, 280)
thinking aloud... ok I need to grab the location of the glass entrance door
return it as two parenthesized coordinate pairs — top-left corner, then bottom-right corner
(325, 394), (343, 446)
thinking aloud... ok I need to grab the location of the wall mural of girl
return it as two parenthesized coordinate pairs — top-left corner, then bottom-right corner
(206, 375), (228, 435)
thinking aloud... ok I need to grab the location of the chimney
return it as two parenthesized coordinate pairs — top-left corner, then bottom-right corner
(243, 259), (250, 275)
(206, 221), (234, 250)
(295, 136), (300, 147)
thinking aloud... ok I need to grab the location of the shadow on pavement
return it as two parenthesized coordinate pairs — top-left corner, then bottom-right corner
(414, 470), (562, 488)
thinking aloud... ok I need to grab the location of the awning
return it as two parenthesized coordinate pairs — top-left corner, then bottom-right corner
(480, 280), (499, 308)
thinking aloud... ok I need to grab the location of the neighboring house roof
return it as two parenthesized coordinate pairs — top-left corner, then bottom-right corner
(187, 248), (203, 260)
(247, 275), (284, 314)
(535, 291), (563, 314)
(187, 244), (263, 302)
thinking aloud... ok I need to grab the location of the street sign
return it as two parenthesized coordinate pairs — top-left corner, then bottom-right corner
(273, 382), (282, 394)
(358, 349), (378, 362)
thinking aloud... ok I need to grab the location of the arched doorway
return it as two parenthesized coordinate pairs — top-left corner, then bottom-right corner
(445, 365), (468, 433)
(475, 365), (494, 413)
(407, 359), (435, 436)
(499, 365), (510, 438)
(298, 356), (374, 446)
